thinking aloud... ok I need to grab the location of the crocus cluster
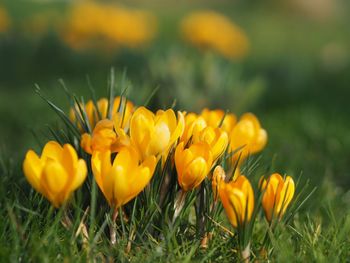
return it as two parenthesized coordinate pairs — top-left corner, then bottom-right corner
(23, 95), (296, 260)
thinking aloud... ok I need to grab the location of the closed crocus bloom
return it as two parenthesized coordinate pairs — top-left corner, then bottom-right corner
(261, 173), (295, 222)
(180, 112), (207, 144)
(130, 107), (184, 160)
(175, 141), (213, 191)
(81, 119), (130, 154)
(219, 175), (254, 228)
(212, 165), (226, 201)
(193, 126), (228, 161)
(23, 141), (87, 207)
(91, 146), (156, 208)
(229, 113), (267, 164)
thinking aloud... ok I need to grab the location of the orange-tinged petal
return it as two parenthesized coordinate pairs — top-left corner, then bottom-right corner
(81, 133), (93, 154)
(62, 144), (78, 176)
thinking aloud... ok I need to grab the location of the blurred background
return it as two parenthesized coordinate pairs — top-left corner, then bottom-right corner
(0, 0), (349, 208)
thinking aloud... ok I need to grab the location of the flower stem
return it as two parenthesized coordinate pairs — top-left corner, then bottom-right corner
(110, 208), (119, 245)
(241, 242), (251, 263)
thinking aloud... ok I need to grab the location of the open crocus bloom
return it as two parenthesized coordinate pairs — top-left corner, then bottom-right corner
(23, 141), (87, 207)
(175, 141), (213, 191)
(91, 146), (157, 209)
(130, 106), (184, 160)
(261, 173), (295, 222)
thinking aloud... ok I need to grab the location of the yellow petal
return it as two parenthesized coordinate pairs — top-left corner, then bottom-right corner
(41, 141), (63, 162)
(181, 157), (207, 191)
(71, 159), (87, 191)
(42, 160), (69, 194)
(148, 121), (171, 156)
(91, 151), (105, 196)
(23, 150), (43, 194)
(61, 144), (78, 177)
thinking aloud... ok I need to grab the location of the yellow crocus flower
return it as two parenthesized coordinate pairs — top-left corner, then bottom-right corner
(175, 141), (213, 191)
(229, 113), (267, 165)
(193, 126), (228, 161)
(81, 119), (130, 154)
(23, 141), (87, 208)
(261, 173), (295, 222)
(218, 172), (254, 228)
(130, 107), (184, 160)
(91, 146), (156, 209)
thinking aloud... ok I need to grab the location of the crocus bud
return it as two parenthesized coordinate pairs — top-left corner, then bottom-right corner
(218, 175), (254, 228)
(175, 141), (213, 191)
(261, 173), (295, 222)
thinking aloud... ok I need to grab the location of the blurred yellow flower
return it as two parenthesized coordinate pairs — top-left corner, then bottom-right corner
(63, 2), (157, 50)
(261, 173), (295, 222)
(70, 96), (135, 132)
(217, 171), (254, 228)
(181, 11), (249, 60)
(229, 113), (267, 165)
(175, 141), (213, 191)
(81, 119), (130, 154)
(23, 141), (87, 208)
(91, 146), (156, 209)
(130, 107), (184, 160)
(0, 7), (10, 33)
(193, 126), (228, 161)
